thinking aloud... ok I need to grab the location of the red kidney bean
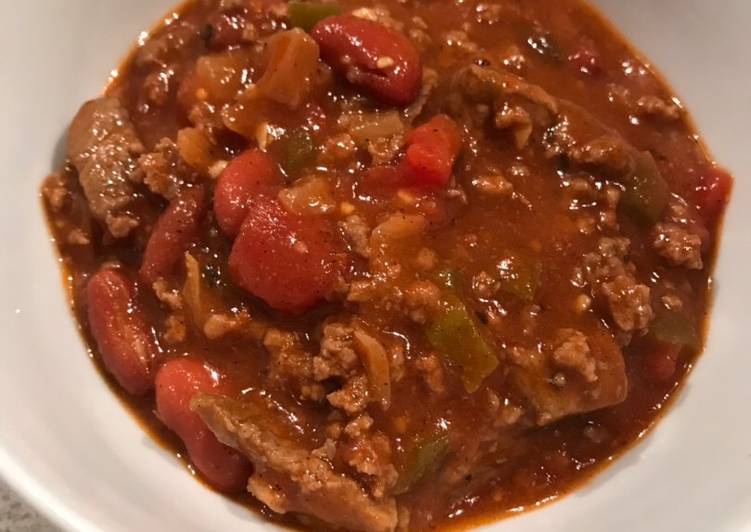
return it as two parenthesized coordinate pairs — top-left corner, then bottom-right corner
(87, 269), (158, 396)
(140, 186), (206, 286)
(155, 358), (252, 492)
(229, 195), (348, 312)
(644, 343), (681, 384)
(311, 15), (422, 106)
(213, 149), (284, 237)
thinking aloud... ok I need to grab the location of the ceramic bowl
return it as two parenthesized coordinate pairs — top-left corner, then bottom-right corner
(0, 1), (748, 530)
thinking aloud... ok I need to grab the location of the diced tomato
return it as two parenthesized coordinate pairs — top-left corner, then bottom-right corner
(696, 168), (733, 226)
(402, 115), (462, 186)
(214, 149), (284, 236)
(87, 269), (157, 396)
(155, 358), (252, 493)
(140, 187), (206, 285)
(229, 196), (348, 312)
(644, 343), (682, 384)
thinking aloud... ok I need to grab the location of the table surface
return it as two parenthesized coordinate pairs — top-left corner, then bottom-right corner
(0, 480), (57, 532)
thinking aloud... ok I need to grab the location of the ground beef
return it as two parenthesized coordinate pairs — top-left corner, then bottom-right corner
(552, 329), (597, 383)
(568, 135), (635, 177)
(339, 428), (398, 498)
(494, 104), (534, 148)
(151, 279), (184, 310)
(403, 280), (442, 323)
(583, 237), (653, 332)
(328, 374), (370, 415)
(339, 214), (372, 258)
(265, 329), (325, 401)
(314, 323), (360, 381)
(414, 354), (446, 394)
(601, 275), (653, 332)
(136, 138), (200, 200)
(652, 222), (703, 269)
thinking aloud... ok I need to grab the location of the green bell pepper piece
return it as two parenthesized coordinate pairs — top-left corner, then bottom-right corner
(288, 1), (341, 32)
(393, 432), (451, 495)
(621, 151), (670, 224)
(650, 308), (699, 349)
(427, 295), (499, 393)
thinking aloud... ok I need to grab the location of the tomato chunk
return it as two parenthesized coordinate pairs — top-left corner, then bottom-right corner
(214, 149), (284, 236)
(87, 269), (157, 396)
(140, 186), (206, 285)
(229, 196), (347, 312)
(155, 358), (252, 492)
(696, 167), (733, 226)
(401, 115), (463, 186)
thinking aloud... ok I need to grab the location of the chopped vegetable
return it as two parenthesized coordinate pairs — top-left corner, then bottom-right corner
(650, 308), (699, 349)
(620, 151), (670, 224)
(256, 29), (320, 109)
(177, 127), (215, 172)
(289, 1), (341, 32)
(394, 431), (451, 494)
(183, 253), (218, 330)
(497, 254), (541, 303)
(427, 294), (499, 393)
(346, 111), (405, 145)
(194, 49), (251, 103)
(353, 328), (392, 409)
(273, 129), (316, 177)
(278, 175), (336, 215)
(402, 114), (463, 186)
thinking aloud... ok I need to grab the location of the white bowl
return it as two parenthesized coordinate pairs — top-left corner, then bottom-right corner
(0, 1), (749, 531)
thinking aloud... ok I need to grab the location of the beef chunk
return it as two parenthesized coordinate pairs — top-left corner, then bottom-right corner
(192, 394), (398, 532)
(545, 100), (636, 177)
(451, 64), (558, 147)
(67, 97), (144, 237)
(508, 326), (627, 425)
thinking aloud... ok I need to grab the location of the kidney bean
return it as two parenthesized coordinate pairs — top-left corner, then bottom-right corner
(87, 269), (158, 396)
(401, 114), (463, 186)
(155, 358), (252, 493)
(644, 343), (681, 384)
(311, 15), (422, 106)
(214, 149), (284, 237)
(229, 195), (348, 312)
(140, 186), (207, 286)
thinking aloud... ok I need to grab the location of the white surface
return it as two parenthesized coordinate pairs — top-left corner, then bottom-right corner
(0, 1), (748, 531)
